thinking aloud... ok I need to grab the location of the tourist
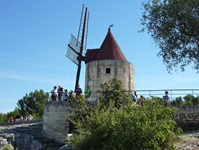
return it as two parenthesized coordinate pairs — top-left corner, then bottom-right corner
(63, 89), (68, 101)
(51, 86), (57, 101)
(8, 116), (14, 122)
(138, 95), (145, 106)
(163, 91), (170, 106)
(132, 91), (138, 103)
(24, 116), (28, 121)
(28, 114), (33, 121)
(69, 90), (75, 99)
(75, 84), (82, 96)
(15, 114), (21, 122)
(58, 86), (64, 101)
(85, 86), (91, 102)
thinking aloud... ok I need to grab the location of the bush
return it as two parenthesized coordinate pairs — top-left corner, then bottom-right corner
(69, 98), (181, 150)
(68, 78), (182, 150)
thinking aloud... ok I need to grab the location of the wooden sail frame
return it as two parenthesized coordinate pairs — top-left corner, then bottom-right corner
(66, 5), (89, 91)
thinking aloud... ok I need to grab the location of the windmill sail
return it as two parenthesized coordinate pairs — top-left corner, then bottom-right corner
(66, 34), (81, 65)
(66, 5), (89, 90)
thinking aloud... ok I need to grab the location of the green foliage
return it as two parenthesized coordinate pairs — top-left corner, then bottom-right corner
(69, 78), (182, 150)
(3, 144), (14, 150)
(192, 96), (199, 105)
(68, 94), (86, 109)
(184, 94), (199, 105)
(141, 0), (199, 72)
(97, 77), (132, 109)
(70, 99), (181, 150)
(171, 95), (199, 106)
(17, 89), (49, 119)
(184, 94), (194, 105)
(0, 113), (6, 123)
(0, 108), (19, 123)
(171, 97), (184, 106)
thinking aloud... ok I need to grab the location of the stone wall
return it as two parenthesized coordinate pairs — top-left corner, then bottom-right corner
(43, 103), (199, 143)
(43, 101), (72, 143)
(175, 106), (199, 131)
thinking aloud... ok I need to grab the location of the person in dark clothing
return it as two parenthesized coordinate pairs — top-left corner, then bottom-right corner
(69, 90), (75, 99)
(58, 86), (63, 101)
(63, 89), (68, 101)
(75, 84), (82, 95)
(163, 91), (170, 106)
(15, 114), (21, 122)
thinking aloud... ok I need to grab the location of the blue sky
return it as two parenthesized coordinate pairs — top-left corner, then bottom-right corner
(0, 0), (198, 114)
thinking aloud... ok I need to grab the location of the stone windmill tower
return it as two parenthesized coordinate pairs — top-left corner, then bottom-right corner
(84, 26), (134, 100)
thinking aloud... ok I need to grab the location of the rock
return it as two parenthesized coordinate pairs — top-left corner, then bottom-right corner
(0, 121), (64, 150)
(14, 133), (43, 150)
(0, 137), (8, 149)
(0, 133), (15, 149)
(59, 144), (74, 150)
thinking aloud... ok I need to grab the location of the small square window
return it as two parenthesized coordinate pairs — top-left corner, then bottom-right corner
(106, 68), (111, 74)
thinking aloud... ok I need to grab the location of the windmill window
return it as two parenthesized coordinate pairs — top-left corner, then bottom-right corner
(106, 68), (111, 74)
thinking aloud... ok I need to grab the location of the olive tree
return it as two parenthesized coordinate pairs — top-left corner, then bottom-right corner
(141, 0), (199, 72)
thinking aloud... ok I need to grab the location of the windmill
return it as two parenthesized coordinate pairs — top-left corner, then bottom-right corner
(66, 5), (89, 91)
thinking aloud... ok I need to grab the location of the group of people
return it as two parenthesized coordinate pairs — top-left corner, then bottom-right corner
(8, 114), (33, 123)
(132, 90), (170, 106)
(132, 91), (145, 106)
(50, 84), (91, 102)
(51, 85), (170, 105)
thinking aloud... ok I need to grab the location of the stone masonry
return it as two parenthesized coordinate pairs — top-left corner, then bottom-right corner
(43, 102), (199, 143)
(175, 106), (199, 131)
(43, 101), (73, 143)
(85, 59), (134, 101)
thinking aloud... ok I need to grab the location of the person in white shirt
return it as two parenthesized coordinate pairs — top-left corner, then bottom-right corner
(28, 114), (33, 121)
(51, 86), (58, 101)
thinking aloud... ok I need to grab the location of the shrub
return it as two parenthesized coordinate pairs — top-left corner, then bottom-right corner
(68, 78), (182, 150)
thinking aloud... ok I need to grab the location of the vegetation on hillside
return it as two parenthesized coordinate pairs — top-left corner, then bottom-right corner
(0, 89), (49, 123)
(17, 89), (49, 119)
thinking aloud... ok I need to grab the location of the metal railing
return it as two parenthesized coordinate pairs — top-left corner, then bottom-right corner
(133, 89), (199, 100)
(48, 89), (199, 102)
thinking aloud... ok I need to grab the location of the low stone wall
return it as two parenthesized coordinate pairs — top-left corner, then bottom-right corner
(43, 101), (72, 143)
(175, 106), (199, 131)
(43, 103), (199, 142)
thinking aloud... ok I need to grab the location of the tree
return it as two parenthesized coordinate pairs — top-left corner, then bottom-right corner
(97, 77), (131, 109)
(183, 94), (199, 105)
(192, 96), (199, 105)
(171, 96), (184, 106)
(0, 113), (6, 123)
(141, 0), (199, 72)
(17, 89), (49, 119)
(69, 78), (182, 149)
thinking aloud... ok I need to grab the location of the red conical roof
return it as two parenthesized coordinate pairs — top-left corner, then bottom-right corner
(85, 28), (127, 63)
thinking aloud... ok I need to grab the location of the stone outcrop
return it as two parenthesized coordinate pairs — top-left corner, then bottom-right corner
(0, 120), (64, 150)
